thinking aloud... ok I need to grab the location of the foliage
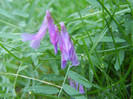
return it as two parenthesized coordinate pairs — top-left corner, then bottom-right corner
(0, 0), (133, 98)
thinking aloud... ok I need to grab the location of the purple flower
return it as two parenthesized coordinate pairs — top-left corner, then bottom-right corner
(21, 16), (47, 49)
(68, 77), (85, 94)
(59, 22), (79, 69)
(21, 10), (58, 54)
(21, 10), (79, 68)
(79, 84), (85, 94)
(46, 10), (58, 54)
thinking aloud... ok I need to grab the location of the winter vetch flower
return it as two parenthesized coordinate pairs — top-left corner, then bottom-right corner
(59, 22), (79, 69)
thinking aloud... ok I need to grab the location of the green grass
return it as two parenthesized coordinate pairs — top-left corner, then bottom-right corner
(0, 0), (132, 98)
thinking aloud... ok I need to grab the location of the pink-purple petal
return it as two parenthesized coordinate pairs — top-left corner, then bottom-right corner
(75, 81), (79, 90)
(21, 15), (48, 49)
(38, 16), (47, 34)
(70, 45), (79, 66)
(68, 77), (75, 88)
(46, 10), (58, 54)
(68, 77), (85, 94)
(61, 53), (67, 69)
(54, 44), (58, 54)
(21, 33), (36, 41)
(59, 22), (79, 68)
(30, 39), (41, 49)
(60, 22), (72, 56)
(79, 84), (85, 94)
(32, 25), (47, 40)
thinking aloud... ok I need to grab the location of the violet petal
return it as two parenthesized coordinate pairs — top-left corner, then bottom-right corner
(60, 22), (72, 58)
(70, 45), (79, 66)
(32, 24), (47, 40)
(61, 53), (67, 69)
(60, 22), (79, 68)
(68, 77), (75, 88)
(75, 81), (79, 90)
(30, 39), (41, 49)
(46, 10), (58, 54)
(21, 15), (47, 49)
(21, 33), (36, 42)
(79, 84), (85, 94)
(54, 43), (58, 54)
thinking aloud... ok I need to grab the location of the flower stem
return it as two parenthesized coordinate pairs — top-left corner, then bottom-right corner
(58, 63), (71, 97)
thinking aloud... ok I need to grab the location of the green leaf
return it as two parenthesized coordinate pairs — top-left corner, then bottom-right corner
(63, 84), (87, 99)
(49, 60), (59, 75)
(7, 0), (12, 2)
(68, 70), (101, 89)
(40, 74), (64, 81)
(18, 21), (26, 27)
(0, 93), (12, 97)
(0, 8), (16, 20)
(89, 63), (94, 82)
(114, 51), (125, 71)
(90, 55), (100, 65)
(18, 65), (28, 72)
(31, 53), (38, 66)
(68, 70), (92, 89)
(2, 62), (18, 69)
(110, 21), (118, 32)
(79, 36), (126, 45)
(23, 86), (59, 94)
(86, 0), (99, 6)
(0, 33), (21, 40)
(12, 9), (29, 18)
(0, 83), (13, 87)
(128, 0), (133, 6)
(124, 14), (133, 35)
(101, 36), (125, 43)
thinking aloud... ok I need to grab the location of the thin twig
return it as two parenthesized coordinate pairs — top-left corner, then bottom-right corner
(0, 72), (61, 88)
(58, 63), (71, 97)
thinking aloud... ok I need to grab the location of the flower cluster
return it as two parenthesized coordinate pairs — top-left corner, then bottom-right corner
(21, 10), (58, 54)
(21, 10), (84, 94)
(21, 10), (79, 69)
(58, 22), (79, 68)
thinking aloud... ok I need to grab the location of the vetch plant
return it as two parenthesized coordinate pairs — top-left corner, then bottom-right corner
(59, 22), (79, 69)
(21, 16), (47, 49)
(21, 10), (79, 69)
(46, 10), (59, 54)
(21, 10), (58, 54)
(0, 0), (132, 98)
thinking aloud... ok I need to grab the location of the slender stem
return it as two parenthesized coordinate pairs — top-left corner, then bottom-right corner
(74, 0), (102, 86)
(13, 62), (23, 99)
(131, 58), (133, 98)
(90, 7), (117, 55)
(58, 63), (71, 97)
(86, 58), (133, 95)
(0, 19), (20, 29)
(0, 43), (22, 61)
(102, 0), (105, 56)
(97, 0), (131, 45)
(82, 38), (102, 86)
(105, 16), (127, 99)
(73, 0), (101, 54)
(0, 72), (61, 88)
(97, 45), (130, 53)
(66, 6), (130, 23)
(104, 7), (128, 99)
(96, 8), (131, 23)
(73, 0), (92, 44)
(89, 24), (109, 54)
